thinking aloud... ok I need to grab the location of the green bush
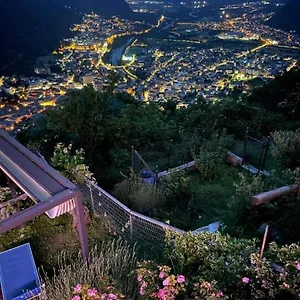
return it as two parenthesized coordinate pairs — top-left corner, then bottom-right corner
(271, 130), (300, 169)
(193, 133), (234, 181)
(165, 231), (300, 299)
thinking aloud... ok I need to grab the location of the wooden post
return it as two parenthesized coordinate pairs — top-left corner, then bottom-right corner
(261, 137), (270, 172)
(252, 184), (299, 205)
(260, 225), (269, 261)
(134, 150), (155, 178)
(74, 194), (89, 262)
(242, 128), (248, 165)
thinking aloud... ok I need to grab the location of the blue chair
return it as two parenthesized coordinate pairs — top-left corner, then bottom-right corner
(0, 243), (43, 300)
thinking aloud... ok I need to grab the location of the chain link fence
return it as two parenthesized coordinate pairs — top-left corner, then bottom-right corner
(79, 178), (184, 248)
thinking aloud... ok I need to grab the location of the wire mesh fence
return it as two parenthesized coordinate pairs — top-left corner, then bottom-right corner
(79, 178), (184, 248)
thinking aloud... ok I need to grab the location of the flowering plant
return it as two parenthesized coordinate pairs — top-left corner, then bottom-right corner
(72, 282), (125, 300)
(136, 261), (186, 299)
(50, 143), (95, 184)
(192, 280), (227, 300)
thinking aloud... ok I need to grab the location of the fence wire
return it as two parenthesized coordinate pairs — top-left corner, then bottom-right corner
(80, 178), (184, 248)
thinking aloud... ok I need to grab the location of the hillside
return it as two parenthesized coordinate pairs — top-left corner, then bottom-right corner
(268, 0), (300, 32)
(0, 0), (133, 75)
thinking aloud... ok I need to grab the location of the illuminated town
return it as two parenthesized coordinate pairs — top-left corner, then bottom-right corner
(1, 0), (300, 131)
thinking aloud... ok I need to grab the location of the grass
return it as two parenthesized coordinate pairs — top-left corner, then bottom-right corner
(0, 212), (111, 273)
(114, 173), (166, 213)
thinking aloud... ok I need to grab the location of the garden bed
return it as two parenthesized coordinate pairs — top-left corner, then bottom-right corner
(149, 162), (255, 232)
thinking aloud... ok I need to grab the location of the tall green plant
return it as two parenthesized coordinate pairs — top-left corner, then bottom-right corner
(43, 239), (137, 300)
(114, 173), (166, 213)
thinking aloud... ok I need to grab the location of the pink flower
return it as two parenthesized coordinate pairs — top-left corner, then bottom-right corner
(296, 262), (300, 271)
(87, 288), (98, 297)
(108, 293), (117, 299)
(139, 287), (145, 295)
(72, 296), (81, 300)
(74, 284), (82, 293)
(163, 277), (170, 286)
(177, 275), (185, 284)
(157, 289), (166, 299)
(242, 277), (249, 284)
(217, 291), (224, 297)
(159, 271), (165, 279)
(101, 294), (106, 300)
(141, 281), (147, 288)
(137, 275), (143, 282)
(283, 282), (290, 289)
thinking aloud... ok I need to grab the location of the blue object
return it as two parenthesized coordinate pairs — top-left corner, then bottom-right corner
(193, 221), (221, 234)
(144, 177), (155, 185)
(0, 243), (42, 300)
(141, 170), (153, 179)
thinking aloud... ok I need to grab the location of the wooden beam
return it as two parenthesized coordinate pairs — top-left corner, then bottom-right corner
(0, 188), (80, 234)
(0, 193), (27, 209)
(134, 150), (155, 177)
(252, 184), (299, 206)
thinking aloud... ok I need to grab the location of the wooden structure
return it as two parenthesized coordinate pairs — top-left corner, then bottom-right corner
(0, 129), (89, 261)
(252, 184), (299, 206)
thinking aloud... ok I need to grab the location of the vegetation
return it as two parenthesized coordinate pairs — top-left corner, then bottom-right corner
(114, 172), (166, 212)
(46, 232), (300, 299)
(0, 144), (110, 273)
(44, 239), (137, 300)
(9, 67), (300, 299)
(162, 231), (300, 299)
(271, 130), (300, 169)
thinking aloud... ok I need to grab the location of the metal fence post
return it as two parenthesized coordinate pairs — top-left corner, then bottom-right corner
(242, 127), (249, 165)
(89, 181), (95, 212)
(129, 213), (133, 242)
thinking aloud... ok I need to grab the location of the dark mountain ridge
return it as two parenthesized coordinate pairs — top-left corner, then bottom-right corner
(268, 0), (300, 32)
(0, 0), (133, 75)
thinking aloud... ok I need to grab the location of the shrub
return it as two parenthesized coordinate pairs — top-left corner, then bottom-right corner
(271, 130), (300, 169)
(165, 231), (257, 285)
(136, 261), (186, 299)
(114, 173), (166, 213)
(50, 143), (94, 184)
(43, 239), (137, 300)
(229, 173), (266, 233)
(193, 133), (234, 181)
(72, 283), (125, 300)
(160, 170), (191, 203)
(192, 280), (228, 299)
(164, 231), (300, 299)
